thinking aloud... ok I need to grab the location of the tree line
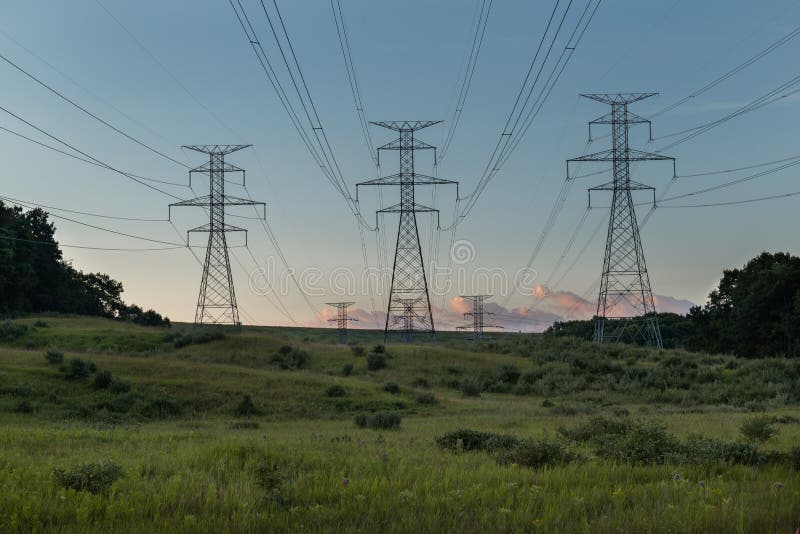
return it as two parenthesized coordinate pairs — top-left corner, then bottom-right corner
(0, 201), (169, 326)
(546, 251), (800, 358)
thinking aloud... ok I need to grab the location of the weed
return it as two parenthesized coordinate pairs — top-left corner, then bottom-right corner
(92, 370), (113, 390)
(383, 382), (400, 394)
(53, 461), (124, 494)
(325, 385), (347, 398)
(415, 393), (438, 405)
(341, 363), (354, 376)
(230, 421), (260, 430)
(44, 349), (63, 365)
(236, 394), (262, 416)
(366, 352), (387, 371)
(436, 430), (520, 453)
(354, 410), (401, 430)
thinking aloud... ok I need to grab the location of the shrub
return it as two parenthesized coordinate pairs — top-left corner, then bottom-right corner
(138, 395), (183, 419)
(236, 394), (262, 416)
(0, 321), (27, 341)
(1, 382), (32, 398)
(53, 461), (124, 494)
(351, 346), (365, 357)
(366, 352), (387, 371)
(495, 364), (521, 384)
(14, 399), (34, 414)
(166, 328), (225, 349)
(435, 429), (520, 453)
(61, 358), (96, 380)
(383, 382), (400, 394)
(559, 416), (631, 442)
(254, 461), (293, 508)
(109, 379), (131, 394)
(684, 435), (765, 466)
(92, 370), (113, 390)
(270, 346), (309, 370)
(789, 446), (800, 470)
(230, 421), (260, 430)
(740, 416), (778, 443)
(415, 393), (438, 405)
(44, 350), (63, 365)
(498, 439), (576, 469)
(460, 377), (482, 397)
(411, 377), (430, 389)
(372, 344), (385, 354)
(326, 385), (347, 398)
(33, 320), (49, 328)
(341, 363), (354, 376)
(597, 421), (683, 465)
(354, 410), (401, 430)
(541, 399), (554, 408)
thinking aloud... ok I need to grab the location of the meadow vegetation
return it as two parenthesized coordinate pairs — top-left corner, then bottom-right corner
(0, 315), (799, 532)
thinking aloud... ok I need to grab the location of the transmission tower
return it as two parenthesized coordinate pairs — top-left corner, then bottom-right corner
(456, 294), (503, 344)
(357, 121), (458, 344)
(169, 145), (265, 325)
(326, 301), (357, 344)
(567, 94), (676, 348)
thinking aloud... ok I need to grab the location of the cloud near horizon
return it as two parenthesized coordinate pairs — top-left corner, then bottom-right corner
(317, 290), (695, 333)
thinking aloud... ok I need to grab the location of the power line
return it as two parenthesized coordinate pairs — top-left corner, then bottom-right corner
(0, 233), (183, 252)
(0, 194), (166, 222)
(0, 51), (189, 169)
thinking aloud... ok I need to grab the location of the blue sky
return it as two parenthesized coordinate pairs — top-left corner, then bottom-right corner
(1, 0), (799, 328)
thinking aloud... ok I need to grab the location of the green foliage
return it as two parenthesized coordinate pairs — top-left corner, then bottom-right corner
(366, 352), (386, 371)
(33, 320), (49, 328)
(235, 394), (262, 416)
(325, 385), (347, 398)
(341, 363), (354, 376)
(383, 382), (400, 394)
(165, 328), (225, 349)
(14, 399), (34, 413)
(498, 438), (576, 469)
(138, 395), (183, 418)
(60, 357), (96, 380)
(92, 370), (113, 390)
(435, 429), (520, 453)
(372, 344), (385, 354)
(460, 376), (482, 397)
(411, 377), (430, 388)
(0, 321), (27, 342)
(109, 378), (131, 394)
(684, 435), (765, 466)
(351, 345), (365, 357)
(230, 421), (260, 430)
(254, 461), (293, 508)
(740, 416), (778, 443)
(354, 410), (401, 430)
(415, 393), (438, 405)
(53, 461), (123, 494)
(44, 349), (63, 365)
(270, 345), (309, 370)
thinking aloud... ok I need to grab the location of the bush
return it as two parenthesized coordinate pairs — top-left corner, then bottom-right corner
(236, 394), (262, 416)
(789, 446), (800, 470)
(498, 439), (576, 469)
(740, 416), (778, 443)
(341, 363), (354, 376)
(166, 328), (225, 349)
(53, 461), (124, 494)
(109, 379), (131, 394)
(383, 382), (400, 394)
(326, 385), (347, 398)
(541, 399), (554, 408)
(351, 346), (365, 357)
(372, 344), (385, 354)
(254, 461), (293, 508)
(138, 395), (183, 419)
(61, 358), (96, 380)
(270, 346), (309, 370)
(559, 416), (631, 442)
(597, 421), (683, 465)
(0, 321), (27, 341)
(460, 377), (482, 397)
(684, 435), (765, 466)
(415, 393), (438, 405)
(44, 350), (63, 365)
(230, 421), (260, 430)
(33, 320), (49, 328)
(92, 370), (113, 390)
(411, 377), (430, 389)
(14, 399), (34, 414)
(366, 352), (387, 371)
(495, 364), (521, 384)
(354, 410), (401, 430)
(436, 429), (520, 453)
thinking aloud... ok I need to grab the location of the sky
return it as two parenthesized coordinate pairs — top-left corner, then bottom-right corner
(1, 0), (799, 330)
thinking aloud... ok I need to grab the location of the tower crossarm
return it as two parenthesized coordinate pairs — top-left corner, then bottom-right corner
(370, 121), (441, 131)
(182, 144), (252, 155)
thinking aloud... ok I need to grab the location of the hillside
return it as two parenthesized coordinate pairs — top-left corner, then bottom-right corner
(1, 316), (799, 532)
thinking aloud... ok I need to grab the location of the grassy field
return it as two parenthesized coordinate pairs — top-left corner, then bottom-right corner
(0, 315), (799, 532)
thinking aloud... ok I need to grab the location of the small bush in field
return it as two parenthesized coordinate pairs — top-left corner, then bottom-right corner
(53, 461), (124, 494)
(44, 349), (63, 365)
(92, 370), (113, 390)
(367, 352), (387, 371)
(460, 377), (482, 397)
(372, 344), (385, 354)
(435, 429), (519, 453)
(498, 439), (576, 469)
(0, 321), (27, 341)
(415, 393), (438, 405)
(411, 377), (430, 389)
(354, 410), (401, 430)
(254, 462), (293, 507)
(326, 385), (347, 398)
(351, 346), (365, 357)
(383, 382), (400, 394)
(341, 363), (354, 376)
(740, 416), (777, 443)
(236, 394), (262, 416)
(33, 320), (49, 328)
(270, 346), (309, 370)
(109, 379), (131, 394)
(60, 358), (96, 380)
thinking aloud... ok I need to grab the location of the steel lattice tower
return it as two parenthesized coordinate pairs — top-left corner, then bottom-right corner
(169, 145), (265, 325)
(456, 295), (503, 344)
(326, 301), (357, 344)
(356, 121), (457, 343)
(567, 94), (676, 348)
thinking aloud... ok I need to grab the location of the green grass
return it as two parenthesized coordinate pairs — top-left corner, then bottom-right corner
(0, 315), (799, 532)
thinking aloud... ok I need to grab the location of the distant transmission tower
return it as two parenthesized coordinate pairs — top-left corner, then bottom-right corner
(357, 121), (457, 344)
(169, 145), (265, 325)
(568, 94), (676, 348)
(457, 294), (503, 343)
(326, 301), (357, 344)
